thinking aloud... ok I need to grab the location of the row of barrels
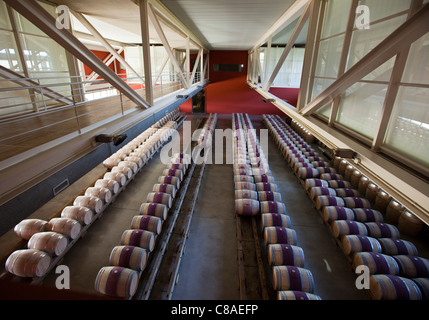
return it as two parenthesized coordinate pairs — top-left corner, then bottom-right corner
(263, 114), (429, 300)
(232, 113), (320, 300)
(94, 113), (218, 299)
(94, 150), (191, 299)
(4, 109), (181, 282)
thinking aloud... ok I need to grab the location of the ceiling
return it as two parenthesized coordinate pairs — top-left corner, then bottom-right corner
(49, 0), (306, 51)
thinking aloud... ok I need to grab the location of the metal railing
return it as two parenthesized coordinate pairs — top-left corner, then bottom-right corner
(0, 70), (203, 161)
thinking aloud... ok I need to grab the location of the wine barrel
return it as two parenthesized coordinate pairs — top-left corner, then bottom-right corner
(331, 220), (368, 238)
(118, 160), (138, 174)
(260, 201), (287, 214)
(234, 175), (254, 183)
(327, 180), (351, 189)
(131, 215), (162, 235)
(257, 191), (282, 202)
(139, 203), (167, 221)
(94, 266), (139, 299)
(168, 163), (187, 173)
(412, 278), (429, 300)
(73, 196), (103, 214)
(296, 167), (319, 179)
(272, 266), (314, 293)
(85, 187), (112, 204)
(322, 206), (355, 223)
(338, 159), (349, 176)
(352, 208), (384, 223)
(253, 174), (275, 183)
(358, 177), (370, 196)
(103, 156), (121, 169)
(378, 238), (419, 256)
(334, 188), (360, 198)
(353, 252), (400, 275)
(304, 179), (329, 191)
(264, 227), (297, 246)
(47, 218), (81, 240)
(109, 245), (148, 272)
(385, 200), (405, 225)
(234, 182), (256, 191)
(398, 211), (425, 236)
(111, 166), (133, 180)
(235, 199), (260, 216)
(277, 291), (321, 300)
(255, 182), (277, 192)
(267, 244), (305, 267)
(121, 229), (155, 252)
(27, 231), (68, 256)
(311, 161), (330, 168)
(104, 172), (126, 187)
(309, 187), (336, 200)
(261, 214), (292, 230)
(365, 222), (400, 239)
(94, 179), (120, 195)
(234, 189), (258, 200)
(365, 183), (380, 203)
(124, 156), (143, 169)
(374, 191), (391, 213)
(152, 183), (176, 198)
(369, 274), (422, 300)
(146, 192), (172, 209)
(317, 167), (337, 175)
(61, 206), (93, 225)
(315, 196), (345, 210)
(342, 197), (372, 209)
(319, 173), (344, 181)
(342, 235), (382, 255)
(344, 164), (355, 182)
(14, 219), (48, 240)
(158, 175), (180, 189)
(393, 255), (429, 278)
(350, 170), (363, 188)
(5, 249), (51, 278)
(162, 169), (183, 181)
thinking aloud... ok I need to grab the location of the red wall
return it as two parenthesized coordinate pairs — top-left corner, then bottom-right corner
(84, 49), (127, 80)
(209, 50), (248, 83)
(179, 50), (298, 115)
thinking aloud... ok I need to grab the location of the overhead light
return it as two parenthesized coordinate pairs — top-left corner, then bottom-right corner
(95, 133), (128, 146)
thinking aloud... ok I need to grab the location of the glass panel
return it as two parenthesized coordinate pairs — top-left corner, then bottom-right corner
(14, 1), (58, 36)
(315, 35), (345, 78)
(336, 82), (387, 139)
(358, 0), (411, 23)
(384, 86), (429, 166)
(346, 14), (407, 72)
(363, 56), (395, 82)
(271, 47), (305, 88)
(20, 34), (69, 72)
(0, 1), (12, 30)
(311, 77), (335, 101)
(321, 0), (351, 38)
(0, 30), (23, 71)
(402, 31), (429, 85)
(0, 80), (33, 115)
(316, 103), (332, 119)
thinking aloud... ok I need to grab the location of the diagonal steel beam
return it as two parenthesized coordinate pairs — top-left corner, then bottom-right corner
(189, 48), (202, 86)
(85, 48), (124, 85)
(300, 3), (429, 116)
(262, 1), (310, 92)
(148, 3), (188, 89)
(71, 11), (146, 84)
(139, 0), (153, 106)
(5, 0), (150, 109)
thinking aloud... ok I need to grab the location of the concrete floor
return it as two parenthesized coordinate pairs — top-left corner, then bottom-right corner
(172, 115), (368, 300)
